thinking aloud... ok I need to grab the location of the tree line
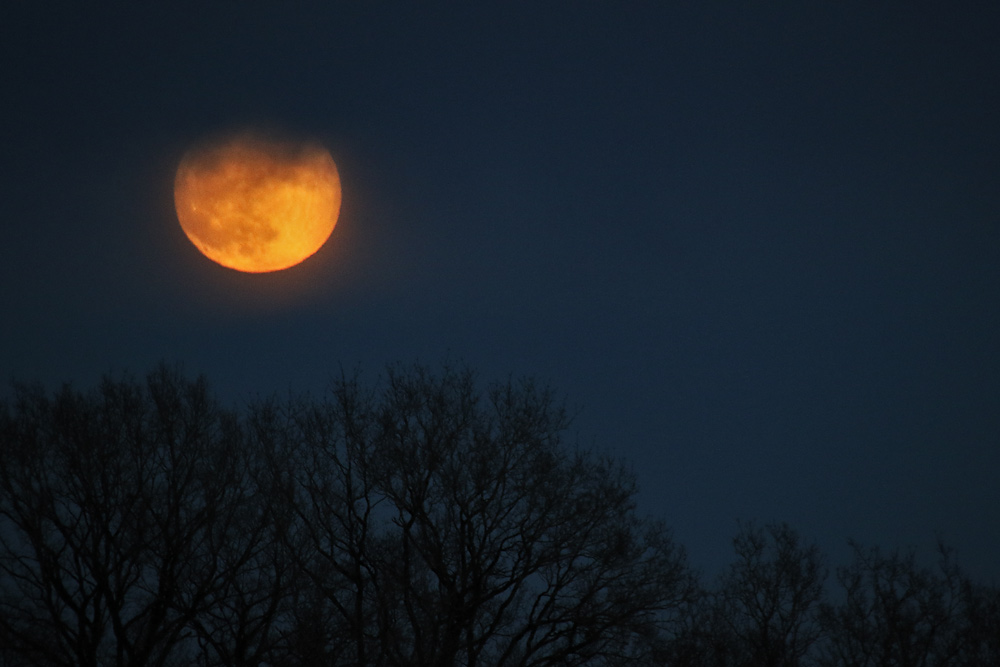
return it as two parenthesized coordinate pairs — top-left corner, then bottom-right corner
(0, 364), (996, 666)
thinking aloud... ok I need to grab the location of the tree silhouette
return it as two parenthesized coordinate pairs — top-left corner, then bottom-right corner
(265, 364), (697, 666)
(817, 541), (1000, 667)
(664, 526), (1000, 667)
(716, 522), (827, 667)
(0, 367), (275, 667)
(663, 522), (826, 667)
(0, 363), (697, 666)
(4, 364), (999, 666)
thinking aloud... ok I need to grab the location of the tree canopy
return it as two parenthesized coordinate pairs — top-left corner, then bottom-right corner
(0, 364), (694, 667)
(1, 364), (996, 667)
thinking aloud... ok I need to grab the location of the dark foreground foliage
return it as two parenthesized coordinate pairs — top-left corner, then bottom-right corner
(1, 364), (997, 666)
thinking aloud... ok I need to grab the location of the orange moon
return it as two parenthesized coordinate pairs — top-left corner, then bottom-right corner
(174, 133), (341, 273)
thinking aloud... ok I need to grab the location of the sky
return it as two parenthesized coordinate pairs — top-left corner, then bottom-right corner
(2, 3), (998, 583)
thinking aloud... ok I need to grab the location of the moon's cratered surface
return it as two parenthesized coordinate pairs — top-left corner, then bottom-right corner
(174, 134), (341, 273)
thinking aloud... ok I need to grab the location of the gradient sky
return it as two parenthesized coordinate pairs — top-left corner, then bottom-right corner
(2, 3), (998, 583)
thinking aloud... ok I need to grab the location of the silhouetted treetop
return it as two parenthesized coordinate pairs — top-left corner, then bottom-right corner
(0, 363), (697, 667)
(3, 364), (997, 667)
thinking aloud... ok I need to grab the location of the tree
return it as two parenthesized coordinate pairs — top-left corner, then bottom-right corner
(952, 576), (1000, 667)
(17, 362), (996, 667)
(716, 522), (827, 667)
(665, 522), (826, 667)
(0, 367), (278, 667)
(1, 363), (697, 667)
(816, 540), (999, 667)
(268, 363), (697, 666)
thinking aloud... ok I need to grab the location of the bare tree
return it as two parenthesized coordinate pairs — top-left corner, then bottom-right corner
(653, 585), (732, 667)
(716, 522), (827, 667)
(816, 540), (995, 667)
(16, 363), (998, 667)
(952, 576), (1000, 667)
(274, 363), (697, 666)
(185, 397), (301, 667)
(0, 367), (274, 667)
(666, 522), (826, 667)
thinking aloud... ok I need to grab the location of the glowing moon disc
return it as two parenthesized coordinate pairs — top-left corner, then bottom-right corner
(174, 134), (341, 273)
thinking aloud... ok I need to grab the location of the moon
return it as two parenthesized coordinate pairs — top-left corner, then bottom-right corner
(174, 133), (341, 273)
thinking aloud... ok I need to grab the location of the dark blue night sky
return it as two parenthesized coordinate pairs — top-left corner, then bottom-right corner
(2, 3), (998, 582)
